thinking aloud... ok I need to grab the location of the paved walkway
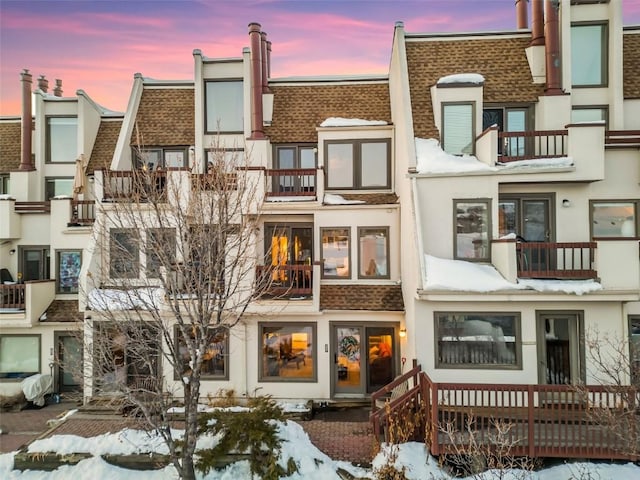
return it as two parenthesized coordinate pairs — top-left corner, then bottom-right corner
(0, 402), (377, 466)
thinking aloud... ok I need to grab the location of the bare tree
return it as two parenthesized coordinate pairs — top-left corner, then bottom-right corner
(81, 137), (272, 480)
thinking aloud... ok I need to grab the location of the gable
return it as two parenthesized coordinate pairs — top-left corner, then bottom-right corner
(130, 88), (195, 146)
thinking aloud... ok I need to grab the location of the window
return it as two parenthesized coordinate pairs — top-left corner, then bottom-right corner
(110, 229), (139, 278)
(454, 200), (491, 261)
(175, 327), (228, 379)
(0, 335), (40, 379)
(134, 148), (188, 170)
(146, 228), (176, 278)
(571, 23), (607, 87)
(47, 116), (77, 163)
(483, 106), (531, 156)
(571, 107), (607, 125)
(260, 323), (315, 381)
(205, 80), (243, 133)
(0, 175), (9, 195)
(20, 247), (50, 281)
(442, 103), (474, 155)
(630, 317), (640, 385)
(325, 139), (390, 190)
(273, 145), (316, 194)
(56, 250), (82, 293)
(358, 227), (389, 279)
(321, 227), (350, 278)
(45, 178), (73, 199)
(435, 313), (521, 369)
(590, 200), (638, 238)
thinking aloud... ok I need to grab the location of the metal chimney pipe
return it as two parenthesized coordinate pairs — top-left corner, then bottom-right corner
(248, 22), (265, 139)
(267, 40), (272, 79)
(516, 0), (529, 29)
(544, 0), (562, 95)
(53, 79), (63, 97)
(531, 0), (545, 46)
(260, 31), (269, 93)
(19, 69), (34, 171)
(37, 75), (49, 93)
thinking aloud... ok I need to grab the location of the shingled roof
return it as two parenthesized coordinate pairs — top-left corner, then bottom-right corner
(87, 119), (122, 173)
(320, 284), (404, 311)
(406, 35), (544, 139)
(265, 83), (391, 143)
(623, 32), (640, 99)
(41, 300), (83, 323)
(130, 88), (195, 146)
(0, 121), (21, 174)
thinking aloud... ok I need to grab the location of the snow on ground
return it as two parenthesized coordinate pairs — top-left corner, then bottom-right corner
(320, 117), (388, 127)
(424, 255), (603, 295)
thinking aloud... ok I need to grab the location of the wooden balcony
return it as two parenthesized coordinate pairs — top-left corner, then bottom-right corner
(498, 130), (568, 163)
(14, 201), (50, 213)
(371, 365), (640, 461)
(265, 168), (316, 198)
(255, 264), (313, 298)
(101, 169), (167, 202)
(516, 241), (597, 279)
(68, 199), (95, 226)
(0, 283), (25, 310)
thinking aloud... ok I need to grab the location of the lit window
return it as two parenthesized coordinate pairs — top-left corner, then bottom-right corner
(260, 324), (315, 381)
(571, 23), (607, 87)
(57, 250), (82, 293)
(205, 80), (243, 133)
(591, 201), (638, 238)
(110, 229), (139, 278)
(325, 140), (390, 190)
(45, 178), (73, 199)
(442, 103), (474, 155)
(435, 313), (521, 368)
(0, 335), (40, 379)
(358, 227), (389, 279)
(47, 117), (77, 163)
(321, 227), (350, 278)
(454, 200), (491, 261)
(175, 327), (228, 379)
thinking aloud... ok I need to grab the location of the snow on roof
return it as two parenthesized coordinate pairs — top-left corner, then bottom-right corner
(498, 157), (574, 169)
(0, 194), (16, 200)
(437, 73), (485, 85)
(87, 288), (163, 311)
(415, 138), (494, 174)
(320, 117), (388, 127)
(265, 196), (316, 202)
(424, 254), (602, 295)
(323, 193), (366, 205)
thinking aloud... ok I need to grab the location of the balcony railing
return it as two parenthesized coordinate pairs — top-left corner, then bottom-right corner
(0, 283), (25, 310)
(14, 201), (50, 213)
(516, 241), (597, 279)
(498, 130), (568, 163)
(101, 169), (167, 202)
(255, 264), (313, 297)
(191, 172), (238, 191)
(266, 168), (316, 197)
(69, 200), (95, 226)
(605, 130), (640, 148)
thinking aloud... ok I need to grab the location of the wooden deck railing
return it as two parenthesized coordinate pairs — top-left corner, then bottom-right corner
(191, 172), (238, 191)
(0, 283), (26, 309)
(371, 367), (639, 461)
(14, 201), (50, 213)
(498, 130), (568, 163)
(101, 169), (167, 202)
(255, 264), (313, 297)
(605, 130), (640, 148)
(69, 199), (95, 226)
(265, 168), (316, 197)
(516, 241), (597, 279)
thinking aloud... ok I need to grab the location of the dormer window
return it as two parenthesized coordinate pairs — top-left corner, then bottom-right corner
(325, 139), (390, 190)
(442, 103), (474, 155)
(571, 23), (608, 87)
(47, 116), (77, 163)
(205, 80), (243, 133)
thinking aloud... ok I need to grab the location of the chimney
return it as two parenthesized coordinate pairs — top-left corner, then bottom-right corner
(19, 69), (34, 171)
(260, 31), (269, 93)
(53, 78), (63, 97)
(267, 40), (272, 79)
(530, 0), (545, 46)
(544, 0), (563, 95)
(516, 0), (528, 29)
(37, 75), (49, 93)
(248, 22), (265, 139)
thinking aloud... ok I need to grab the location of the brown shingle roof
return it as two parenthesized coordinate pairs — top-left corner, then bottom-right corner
(0, 121), (21, 174)
(324, 193), (399, 205)
(265, 83), (391, 143)
(131, 88), (195, 146)
(623, 32), (640, 99)
(87, 119), (122, 173)
(41, 300), (83, 323)
(320, 284), (404, 311)
(406, 36), (545, 138)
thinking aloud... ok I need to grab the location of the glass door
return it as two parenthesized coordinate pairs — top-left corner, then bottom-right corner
(537, 313), (583, 386)
(366, 327), (395, 393)
(334, 326), (363, 395)
(20, 247), (50, 281)
(56, 333), (82, 392)
(265, 224), (313, 293)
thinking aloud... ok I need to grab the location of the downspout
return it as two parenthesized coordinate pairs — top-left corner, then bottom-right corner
(544, 0), (563, 95)
(516, 0), (529, 29)
(19, 69), (34, 171)
(530, 0), (545, 46)
(248, 22), (265, 139)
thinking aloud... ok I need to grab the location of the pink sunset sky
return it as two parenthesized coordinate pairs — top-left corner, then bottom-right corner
(1, 0), (639, 116)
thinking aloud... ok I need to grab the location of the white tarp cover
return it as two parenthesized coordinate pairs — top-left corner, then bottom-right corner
(22, 374), (53, 406)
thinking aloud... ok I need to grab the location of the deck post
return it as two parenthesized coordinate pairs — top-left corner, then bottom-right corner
(528, 385), (535, 457)
(430, 381), (440, 455)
